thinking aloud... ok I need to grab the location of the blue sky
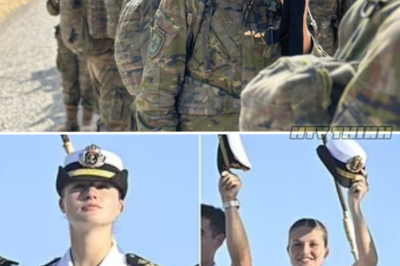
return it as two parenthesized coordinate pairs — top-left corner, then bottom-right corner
(202, 134), (397, 266)
(0, 134), (199, 266)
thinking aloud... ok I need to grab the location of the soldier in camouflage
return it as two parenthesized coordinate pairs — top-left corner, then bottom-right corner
(115, 0), (162, 131)
(0, 256), (18, 266)
(134, 0), (327, 131)
(56, 0), (133, 131)
(331, 0), (400, 128)
(239, 0), (400, 131)
(308, 0), (357, 55)
(46, 0), (96, 132)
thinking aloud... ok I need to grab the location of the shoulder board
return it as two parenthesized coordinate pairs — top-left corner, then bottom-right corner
(125, 253), (160, 266)
(0, 257), (19, 266)
(41, 257), (61, 266)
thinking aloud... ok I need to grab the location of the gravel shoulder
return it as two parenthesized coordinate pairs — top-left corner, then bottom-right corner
(0, 0), (81, 132)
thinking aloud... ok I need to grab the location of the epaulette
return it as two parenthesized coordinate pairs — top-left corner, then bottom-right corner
(0, 256), (19, 266)
(125, 253), (160, 266)
(41, 257), (61, 266)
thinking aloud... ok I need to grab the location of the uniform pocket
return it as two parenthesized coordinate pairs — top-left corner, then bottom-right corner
(86, 0), (109, 39)
(190, 12), (239, 70)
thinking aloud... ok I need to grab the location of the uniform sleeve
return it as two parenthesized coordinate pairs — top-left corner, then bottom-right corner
(115, 0), (147, 97)
(341, 0), (358, 18)
(331, 16), (400, 129)
(46, 0), (59, 16)
(135, 0), (188, 131)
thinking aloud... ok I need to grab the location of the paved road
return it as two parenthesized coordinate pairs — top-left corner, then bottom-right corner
(0, 0), (87, 132)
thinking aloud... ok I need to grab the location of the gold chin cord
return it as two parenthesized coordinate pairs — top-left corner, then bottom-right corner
(321, 134), (358, 261)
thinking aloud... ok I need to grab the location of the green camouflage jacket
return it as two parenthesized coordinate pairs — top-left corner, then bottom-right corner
(308, 0), (357, 55)
(239, 0), (400, 131)
(135, 0), (327, 131)
(115, 0), (162, 97)
(332, 0), (400, 128)
(58, 0), (123, 56)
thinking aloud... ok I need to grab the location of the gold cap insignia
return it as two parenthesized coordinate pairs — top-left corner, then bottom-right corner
(346, 155), (364, 173)
(79, 144), (106, 168)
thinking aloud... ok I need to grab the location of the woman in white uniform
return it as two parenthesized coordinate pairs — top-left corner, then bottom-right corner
(42, 144), (159, 266)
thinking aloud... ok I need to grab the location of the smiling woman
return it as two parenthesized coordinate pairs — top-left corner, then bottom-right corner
(201, 134), (382, 266)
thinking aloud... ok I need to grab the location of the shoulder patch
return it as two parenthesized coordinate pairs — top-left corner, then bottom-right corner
(147, 28), (165, 59)
(125, 253), (160, 266)
(41, 257), (61, 266)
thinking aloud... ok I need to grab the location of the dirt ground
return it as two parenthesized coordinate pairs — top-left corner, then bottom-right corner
(0, 0), (36, 22)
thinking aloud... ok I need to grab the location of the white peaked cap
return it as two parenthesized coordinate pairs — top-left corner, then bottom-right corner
(64, 147), (124, 170)
(226, 134), (252, 169)
(325, 134), (367, 165)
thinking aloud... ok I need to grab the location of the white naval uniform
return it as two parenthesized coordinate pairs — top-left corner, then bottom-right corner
(54, 242), (128, 266)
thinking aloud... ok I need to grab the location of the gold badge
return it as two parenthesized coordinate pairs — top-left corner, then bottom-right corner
(79, 144), (106, 168)
(346, 156), (364, 173)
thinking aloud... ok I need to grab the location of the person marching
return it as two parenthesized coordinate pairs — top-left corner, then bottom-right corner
(41, 144), (160, 266)
(46, 0), (96, 132)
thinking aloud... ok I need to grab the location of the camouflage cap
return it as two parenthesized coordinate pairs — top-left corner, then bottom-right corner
(240, 55), (358, 131)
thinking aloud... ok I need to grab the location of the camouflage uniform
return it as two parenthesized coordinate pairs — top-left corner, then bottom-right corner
(0, 256), (18, 266)
(308, 0), (357, 55)
(115, 0), (162, 131)
(239, 0), (400, 130)
(134, 0), (327, 131)
(331, 0), (400, 128)
(46, 0), (96, 132)
(58, 0), (133, 131)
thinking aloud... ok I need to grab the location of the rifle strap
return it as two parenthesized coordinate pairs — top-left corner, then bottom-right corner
(267, 0), (305, 56)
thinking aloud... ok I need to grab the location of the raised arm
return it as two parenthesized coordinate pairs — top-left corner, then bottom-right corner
(349, 171), (378, 266)
(219, 171), (252, 266)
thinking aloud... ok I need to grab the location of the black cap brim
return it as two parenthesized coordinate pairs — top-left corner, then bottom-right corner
(317, 145), (354, 188)
(56, 166), (128, 199)
(0, 257), (19, 266)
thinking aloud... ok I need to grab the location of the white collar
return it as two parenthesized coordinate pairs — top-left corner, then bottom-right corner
(56, 240), (127, 266)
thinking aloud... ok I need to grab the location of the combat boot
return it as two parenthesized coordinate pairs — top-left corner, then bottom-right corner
(80, 107), (95, 131)
(56, 105), (79, 132)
